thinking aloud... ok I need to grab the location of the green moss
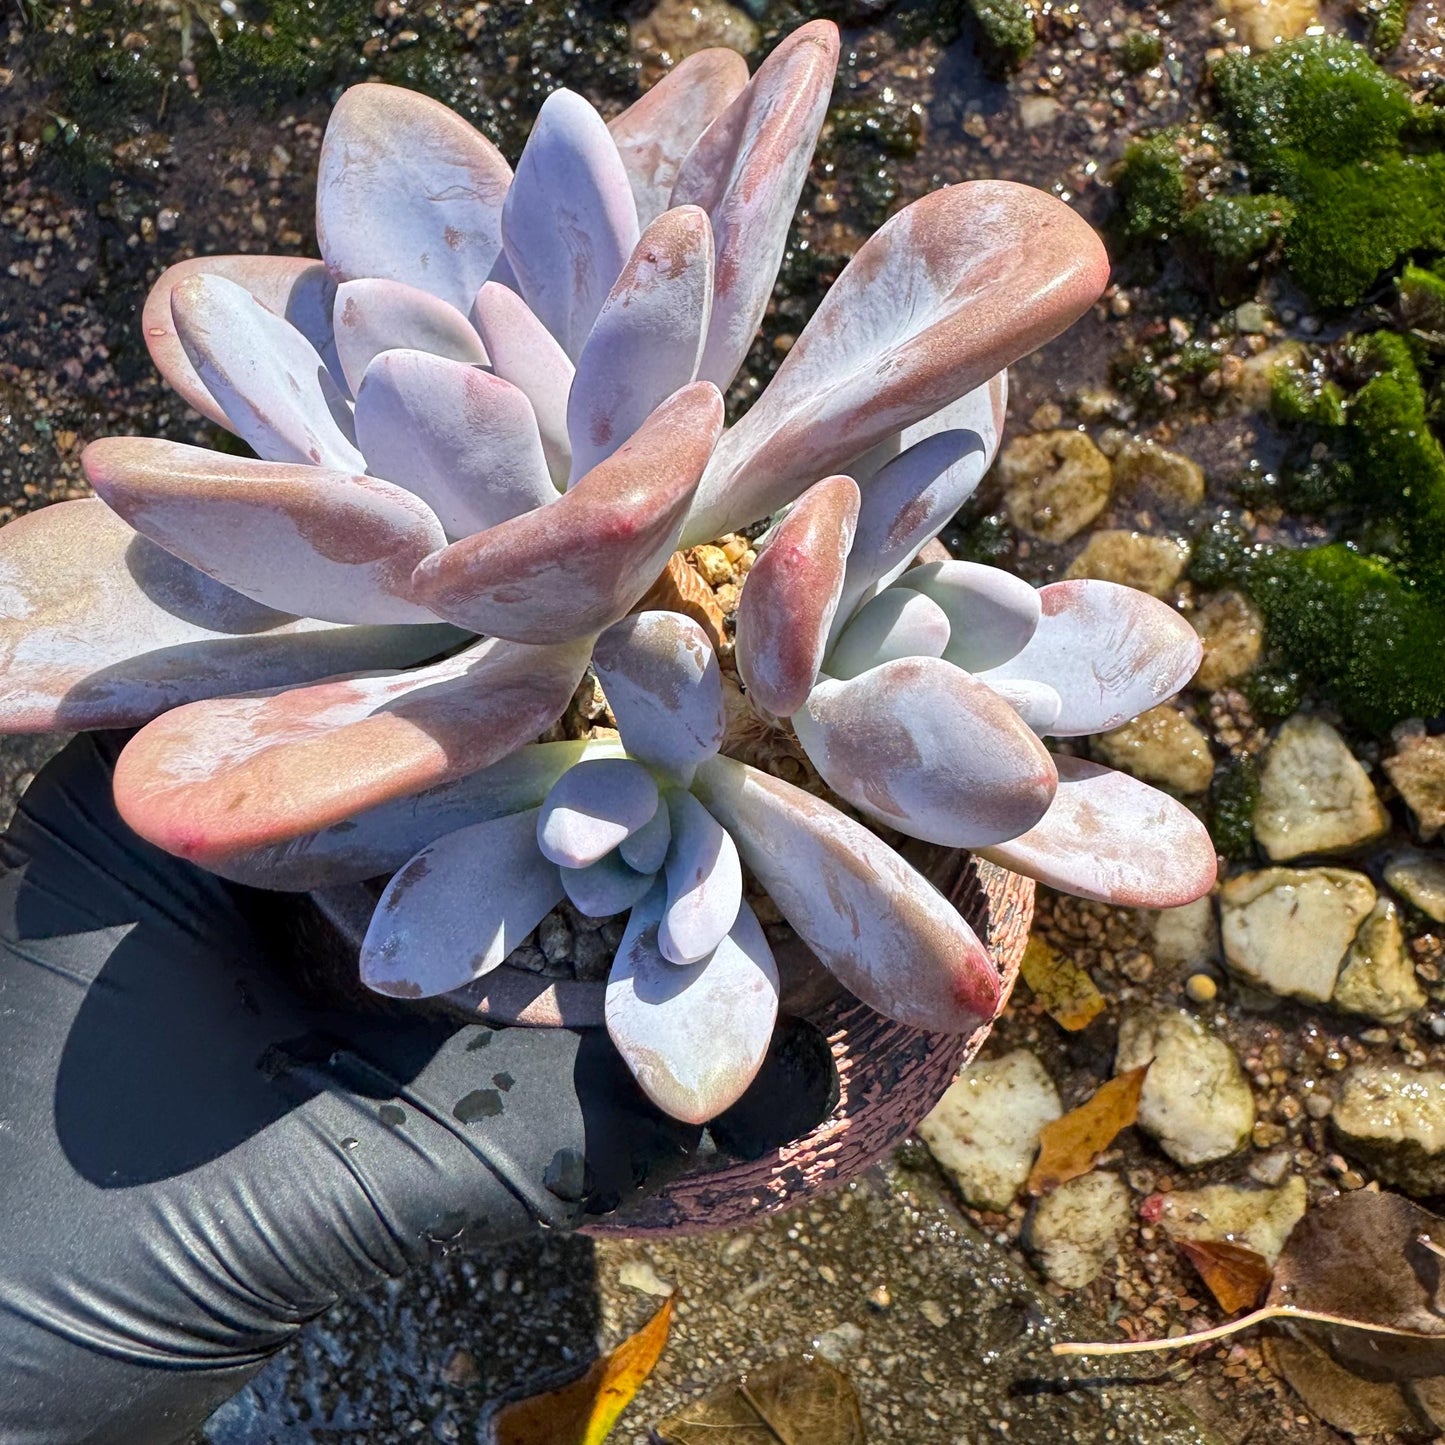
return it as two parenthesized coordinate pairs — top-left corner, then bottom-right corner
(1210, 756), (1260, 863)
(830, 99), (923, 159)
(1116, 131), (1189, 242)
(1119, 29), (1163, 75)
(1270, 365), (1345, 427)
(1400, 262), (1445, 334)
(966, 0), (1035, 74)
(1364, 0), (1416, 53)
(1179, 192), (1293, 274)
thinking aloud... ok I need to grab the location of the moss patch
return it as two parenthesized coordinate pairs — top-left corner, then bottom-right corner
(966, 0), (1035, 73)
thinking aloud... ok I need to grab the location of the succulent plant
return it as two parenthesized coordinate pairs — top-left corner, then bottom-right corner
(0, 24), (1210, 1124)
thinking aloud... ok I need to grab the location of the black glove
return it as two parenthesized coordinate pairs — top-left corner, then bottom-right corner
(0, 734), (701, 1445)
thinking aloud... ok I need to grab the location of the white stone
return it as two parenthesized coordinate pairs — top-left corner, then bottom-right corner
(1332, 899), (1426, 1025)
(1385, 850), (1445, 924)
(1151, 1175), (1306, 1265)
(1150, 896), (1219, 970)
(1333, 1064), (1445, 1197)
(1026, 1172), (1132, 1289)
(1220, 867), (1376, 1003)
(1116, 1008), (1254, 1167)
(1252, 715), (1388, 861)
(1093, 704), (1214, 794)
(917, 1050), (1062, 1211)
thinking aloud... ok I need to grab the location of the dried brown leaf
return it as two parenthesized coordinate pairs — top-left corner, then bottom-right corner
(653, 1356), (865, 1444)
(490, 1296), (673, 1445)
(1019, 934), (1105, 1032)
(637, 552), (727, 651)
(1175, 1238), (1272, 1315)
(1026, 1065), (1148, 1195)
(1263, 1335), (1423, 1439)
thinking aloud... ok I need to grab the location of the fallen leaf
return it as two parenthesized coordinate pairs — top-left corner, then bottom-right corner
(1019, 934), (1105, 1031)
(653, 1356), (865, 1444)
(490, 1296), (673, 1445)
(1025, 1065), (1148, 1195)
(1175, 1238), (1272, 1314)
(1263, 1334), (1423, 1439)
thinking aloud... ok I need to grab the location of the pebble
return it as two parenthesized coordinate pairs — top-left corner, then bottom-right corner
(1151, 896), (1220, 971)
(1110, 438), (1205, 509)
(1093, 703), (1214, 794)
(1252, 715), (1388, 861)
(1025, 1172), (1132, 1289)
(1332, 1063), (1445, 1197)
(813, 1321), (865, 1365)
(1116, 1008), (1255, 1167)
(999, 430), (1113, 543)
(631, 0), (759, 69)
(918, 1300), (949, 1328)
(1185, 972), (1217, 1004)
(1150, 1175), (1306, 1265)
(1191, 591), (1264, 691)
(1216, 0), (1319, 50)
(1064, 530), (1190, 598)
(1383, 725), (1445, 841)
(1220, 867), (1376, 1003)
(618, 1258), (674, 1297)
(917, 1050), (1062, 1211)
(690, 544), (733, 587)
(1384, 850), (1445, 923)
(1331, 899), (1426, 1025)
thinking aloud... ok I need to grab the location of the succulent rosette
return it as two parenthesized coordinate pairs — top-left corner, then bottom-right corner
(0, 22), (1188, 1124)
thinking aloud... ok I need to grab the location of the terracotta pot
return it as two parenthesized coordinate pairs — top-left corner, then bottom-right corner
(430, 852), (1033, 1237)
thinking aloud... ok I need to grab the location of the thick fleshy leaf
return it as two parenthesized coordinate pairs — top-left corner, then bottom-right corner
(692, 754), (1000, 1032)
(333, 277), (487, 396)
(471, 282), (574, 485)
(142, 255), (339, 428)
(792, 656), (1057, 847)
(686, 182), (1109, 542)
(170, 274), (363, 471)
(826, 586), (950, 681)
(734, 475), (859, 717)
(620, 799), (671, 875)
(896, 561), (1040, 673)
(608, 48), (750, 227)
(315, 82), (512, 315)
(566, 206), (713, 483)
(84, 437), (444, 625)
(659, 789), (743, 965)
(501, 88), (641, 360)
(537, 757), (660, 869)
(353, 348), (555, 539)
(987, 678), (1064, 733)
(216, 738), (624, 890)
(978, 755), (1218, 907)
(591, 610), (724, 783)
(978, 580), (1203, 737)
(606, 888), (778, 1124)
(410, 382), (722, 642)
(672, 21), (838, 392)
(113, 634), (590, 869)
(0, 499), (453, 731)
(560, 851), (656, 918)
(361, 808), (562, 998)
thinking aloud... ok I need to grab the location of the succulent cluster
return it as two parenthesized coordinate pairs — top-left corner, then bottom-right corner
(0, 24), (1216, 1124)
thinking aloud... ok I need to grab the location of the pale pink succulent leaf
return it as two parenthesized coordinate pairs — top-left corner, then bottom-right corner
(619, 798), (672, 875)
(216, 738), (624, 890)
(361, 808), (563, 998)
(985, 678), (1064, 734)
(170, 274), (363, 471)
(536, 757), (661, 869)
(734, 474), (859, 717)
(686, 182), (1109, 543)
(895, 560), (1041, 673)
(84, 437), (446, 626)
(977, 755), (1218, 907)
(826, 587), (950, 681)
(566, 206), (714, 483)
(978, 579), (1204, 736)
(410, 382), (723, 642)
(143, 255), (341, 428)
(560, 851), (656, 919)
(333, 277), (487, 396)
(692, 754), (1000, 1032)
(501, 88), (641, 360)
(608, 48), (750, 227)
(353, 348), (556, 539)
(0, 499), (455, 732)
(658, 789), (743, 965)
(113, 634), (591, 871)
(792, 656), (1057, 847)
(316, 82), (512, 315)
(606, 887), (778, 1124)
(471, 281), (575, 485)
(671, 20), (839, 392)
(591, 610), (725, 783)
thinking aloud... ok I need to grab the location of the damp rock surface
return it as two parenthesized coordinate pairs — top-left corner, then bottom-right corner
(1332, 1063), (1445, 1197)
(1150, 1175), (1306, 1265)
(1026, 1171), (1132, 1289)
(1331, 899), (1426, 1025)
(999, 430), (1113, 543)
(1064, 529), (1190, 598)
(1094, 704), (1214, 795)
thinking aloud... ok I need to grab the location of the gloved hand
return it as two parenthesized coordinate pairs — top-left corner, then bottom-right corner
(0, 734), (702, 1445)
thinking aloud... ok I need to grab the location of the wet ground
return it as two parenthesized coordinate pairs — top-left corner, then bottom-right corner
(5, 0), (1443, 1439)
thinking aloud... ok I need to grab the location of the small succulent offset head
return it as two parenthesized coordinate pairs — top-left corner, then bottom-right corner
(0, 24), (1205, 1124)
